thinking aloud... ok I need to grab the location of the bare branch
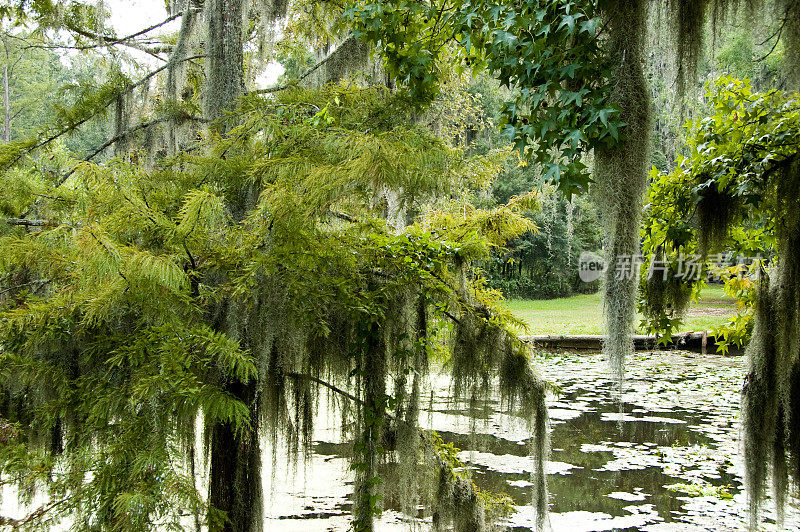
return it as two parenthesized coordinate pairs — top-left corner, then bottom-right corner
(287, 372), (360, 405)
(28, 11), (190, 60)
(55, 113), (209, 187)
(63, 11), (186, 49)
(6, 218), (54, 227)
(5, 54), (206, 174)
(110, 11), (188, 44)
(24, 40), (172, 58)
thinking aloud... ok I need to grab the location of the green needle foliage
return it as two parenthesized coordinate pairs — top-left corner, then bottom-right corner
(0, 84), (549, 531)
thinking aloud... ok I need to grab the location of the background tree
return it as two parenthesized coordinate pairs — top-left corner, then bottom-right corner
(446, 73), (604, 299)
(0, 30), (111, 152)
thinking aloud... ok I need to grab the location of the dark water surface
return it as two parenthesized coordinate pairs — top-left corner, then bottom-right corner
(262, 351), (800, 531)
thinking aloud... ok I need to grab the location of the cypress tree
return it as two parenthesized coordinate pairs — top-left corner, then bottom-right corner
(0, 4), (551, 530)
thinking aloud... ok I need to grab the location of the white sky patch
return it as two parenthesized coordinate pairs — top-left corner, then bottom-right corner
(105, 0), (285, 87)
(256, 62), (285, 88)
(107, 0), (170, 36)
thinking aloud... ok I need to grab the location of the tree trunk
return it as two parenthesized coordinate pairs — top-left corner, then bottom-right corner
(353, 322), (386, 532)
(784, 0), (800, 90)
(203, 1), (262, 530)
(208, 380), (262, 532)
(204, 0), (246, 122)
(3, 64), (9, 142)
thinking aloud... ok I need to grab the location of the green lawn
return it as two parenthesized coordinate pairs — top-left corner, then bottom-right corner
(503, 284), (736, 335)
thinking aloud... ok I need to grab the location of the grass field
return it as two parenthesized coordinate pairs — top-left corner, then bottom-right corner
(503, 284), (736, 335)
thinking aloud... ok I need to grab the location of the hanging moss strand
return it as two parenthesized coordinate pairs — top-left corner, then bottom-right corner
(595, 0), (652, 378)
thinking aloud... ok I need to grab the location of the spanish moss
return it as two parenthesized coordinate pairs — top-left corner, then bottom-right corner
(595, 0), (652, 378)
(742, 161), (800, 528)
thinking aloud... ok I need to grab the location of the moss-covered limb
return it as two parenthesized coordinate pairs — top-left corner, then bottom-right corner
(4, 217), (55, 227)
(300, 36), (382, 89)
(251, 39), (355, 95)
(203, 0), (246, 122)
(739, 161), (800, 528)
(781, 0), (800, 88)
(249, 27), (350, 95)
(57, 113), (207, 184)
(0, 495), (71, 529)
(60, 29), (168, 60)
(1, 53), (204, 179)
(40, 10), (186, 53)
(352, 321), (388, 532)
(286, 363), (510, 532)
(165, 1), (202, 155)
(742, 278), (780, 528)
(447, 294), (549, 528)
(667, 0), (711, 96)
(249, 28), (381, 96)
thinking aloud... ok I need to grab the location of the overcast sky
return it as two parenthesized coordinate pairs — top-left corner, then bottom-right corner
(105, 0), (283, 86)
(108, 0), (170, 36)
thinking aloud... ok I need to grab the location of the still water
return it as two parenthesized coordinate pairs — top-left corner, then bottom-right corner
(263, 351), (800, 531)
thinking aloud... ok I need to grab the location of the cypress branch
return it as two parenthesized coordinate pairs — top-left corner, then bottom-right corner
(5, 218), (54, 227)
(55, 113), (208, 188)
(6, 54), (206, 175)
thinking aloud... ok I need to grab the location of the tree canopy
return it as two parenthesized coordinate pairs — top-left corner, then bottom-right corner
(1, 0), (800, 530)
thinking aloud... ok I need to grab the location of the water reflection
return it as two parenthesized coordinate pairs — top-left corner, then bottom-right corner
(263, 352), (800, 531)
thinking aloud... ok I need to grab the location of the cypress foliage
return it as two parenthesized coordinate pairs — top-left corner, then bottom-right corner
(0, 85), (549, 530)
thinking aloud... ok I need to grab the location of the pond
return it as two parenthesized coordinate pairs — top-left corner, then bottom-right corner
(262, 351), (800, 531)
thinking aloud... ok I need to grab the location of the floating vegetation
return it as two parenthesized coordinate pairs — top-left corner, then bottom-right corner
(666, 482), (735, 499)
